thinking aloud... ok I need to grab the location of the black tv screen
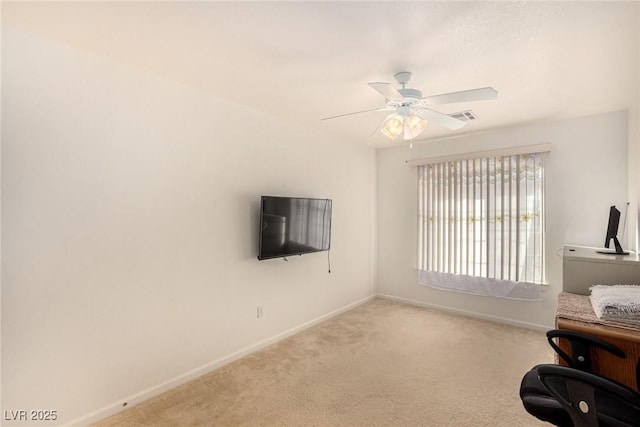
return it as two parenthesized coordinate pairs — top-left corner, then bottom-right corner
(258, 196), (332, 260)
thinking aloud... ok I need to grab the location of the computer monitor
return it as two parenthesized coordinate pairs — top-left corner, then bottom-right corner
(596, 205), (629, 255)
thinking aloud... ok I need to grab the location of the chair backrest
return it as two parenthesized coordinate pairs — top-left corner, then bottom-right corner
(537, 364), (640, 427)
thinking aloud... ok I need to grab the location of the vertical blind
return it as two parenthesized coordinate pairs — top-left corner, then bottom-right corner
(417, 152), (545, 294)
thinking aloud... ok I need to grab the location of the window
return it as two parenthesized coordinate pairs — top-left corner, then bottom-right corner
(416, 151), (546, 300)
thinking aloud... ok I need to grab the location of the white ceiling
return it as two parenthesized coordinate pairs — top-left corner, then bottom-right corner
(3, 1), (639, 147)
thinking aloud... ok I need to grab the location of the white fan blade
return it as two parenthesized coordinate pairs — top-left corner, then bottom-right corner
(320, 108), (388, 121)
(414, 109), (466, 130)
(368, 82), (404, 101)
(424, 87), (498, 105)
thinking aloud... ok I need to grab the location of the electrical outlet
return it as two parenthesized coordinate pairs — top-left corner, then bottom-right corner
(257, 306), (264, 318)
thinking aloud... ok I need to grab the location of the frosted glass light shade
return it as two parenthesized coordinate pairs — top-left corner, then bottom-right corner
(380, 114), (404, 139)
(381, 113), (428, 140)
(403, 115), (428, 140)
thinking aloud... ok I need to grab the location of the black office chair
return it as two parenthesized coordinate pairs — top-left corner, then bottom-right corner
(534, 364), (640, 426)
(520, 329), (629, 426)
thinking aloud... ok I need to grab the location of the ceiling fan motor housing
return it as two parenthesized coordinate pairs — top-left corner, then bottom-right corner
(398, 88), (423, 101)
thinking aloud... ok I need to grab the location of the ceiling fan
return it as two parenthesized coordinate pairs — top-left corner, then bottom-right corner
(321, 71), (498, 141)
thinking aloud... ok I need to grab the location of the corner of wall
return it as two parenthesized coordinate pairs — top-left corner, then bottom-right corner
(0, 10), (4, 415)
(636, 3), (640, 253)
(371, 148), (379, 295)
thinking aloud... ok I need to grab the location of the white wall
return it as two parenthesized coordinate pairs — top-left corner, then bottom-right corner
(1, 27), (375, 425)
(377, 111), (629, 329)
(635, 5), (640, 254)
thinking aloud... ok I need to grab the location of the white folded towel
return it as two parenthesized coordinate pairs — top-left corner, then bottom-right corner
(590, 284), (640, 326)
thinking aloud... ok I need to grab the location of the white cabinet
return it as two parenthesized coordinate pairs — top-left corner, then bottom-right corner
(562, 245), (640, 295)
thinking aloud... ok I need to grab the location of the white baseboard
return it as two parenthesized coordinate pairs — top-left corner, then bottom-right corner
(68, 294), (376, 427)
(376, 293), (552, 332)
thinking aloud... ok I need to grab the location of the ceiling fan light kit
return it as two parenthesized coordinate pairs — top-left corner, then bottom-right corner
(322, 71), (498, 142)
(381, 110), (428, 140)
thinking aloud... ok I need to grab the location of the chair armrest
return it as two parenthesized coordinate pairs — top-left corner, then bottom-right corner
(546, 329), (626, 372)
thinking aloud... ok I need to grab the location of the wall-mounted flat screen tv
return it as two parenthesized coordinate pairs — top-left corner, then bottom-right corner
(258, 196), (332, 260)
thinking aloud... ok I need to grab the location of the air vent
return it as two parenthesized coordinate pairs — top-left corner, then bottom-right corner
(449, 110), (477, 121)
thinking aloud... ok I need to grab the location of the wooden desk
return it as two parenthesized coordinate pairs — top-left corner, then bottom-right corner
(556, 292), (640, 392)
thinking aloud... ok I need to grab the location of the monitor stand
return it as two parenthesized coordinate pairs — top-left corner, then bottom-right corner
(597, 250), (631, 255)
(596, 237), (630, 255)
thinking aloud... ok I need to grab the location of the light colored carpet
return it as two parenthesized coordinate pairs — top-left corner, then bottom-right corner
(93, 298), (553, 426)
